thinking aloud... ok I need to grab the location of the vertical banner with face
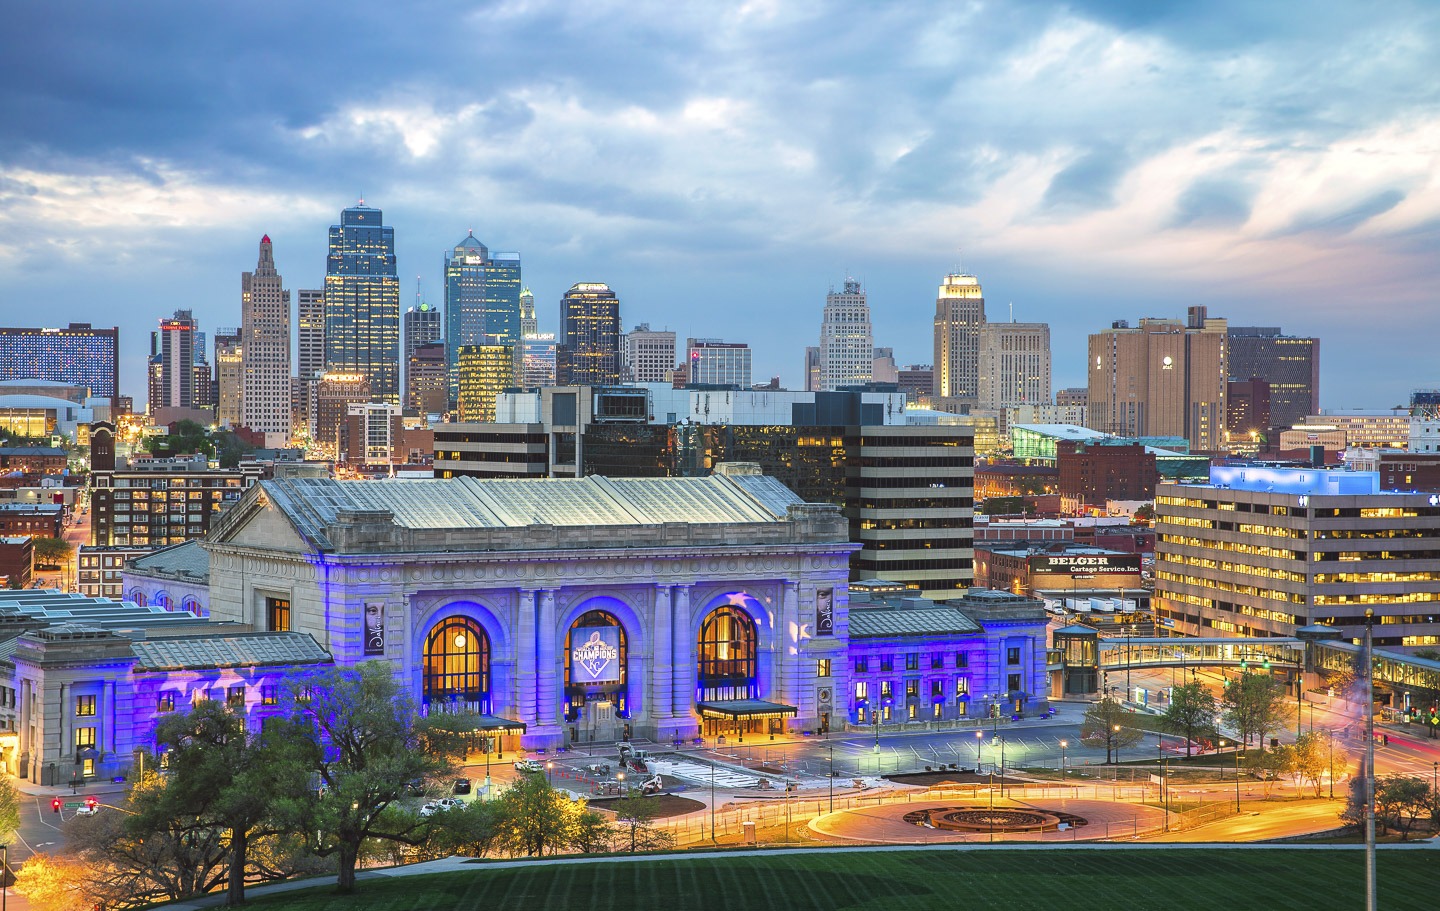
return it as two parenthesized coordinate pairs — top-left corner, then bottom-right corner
(364, 602), (385, 656)
(570, 626), (621, 685)
(816, 588), (834, 636)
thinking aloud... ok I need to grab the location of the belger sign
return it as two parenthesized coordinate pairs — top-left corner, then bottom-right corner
(1029, 554), (1141, 574)
(570, 627), (621, 684)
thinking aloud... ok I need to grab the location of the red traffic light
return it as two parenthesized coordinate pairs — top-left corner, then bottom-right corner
(51, 798), (61, 813)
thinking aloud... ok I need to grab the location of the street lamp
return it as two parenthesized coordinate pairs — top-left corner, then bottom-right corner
(1059, 739), (1068, 785)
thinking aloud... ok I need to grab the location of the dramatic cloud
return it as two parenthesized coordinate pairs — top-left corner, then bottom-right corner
(2, 0), (1438, 404)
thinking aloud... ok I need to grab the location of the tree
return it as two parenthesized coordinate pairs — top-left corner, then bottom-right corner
(493, 773), (581, 857)
(285, 661), (467, 893)
(32, 536), (73, 566)
(1079, 698), (1144, 763)
(1220, 671), (1292, 751)
(150, 700), (318, 906)
(1161, 682), (1216, 757)
(13, 853), (92, 911)
(610, 794), (674, 854)
(1375, 776), (1431, 840)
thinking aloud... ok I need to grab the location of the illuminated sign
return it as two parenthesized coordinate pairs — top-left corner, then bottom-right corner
(570, 627), (621, 684)
(1029, 554), (1141, 575)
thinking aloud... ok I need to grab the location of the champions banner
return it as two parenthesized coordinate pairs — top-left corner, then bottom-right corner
(570, 626), (621, 684)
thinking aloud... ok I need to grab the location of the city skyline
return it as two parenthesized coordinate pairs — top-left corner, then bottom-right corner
(3, 3), (1438, 406)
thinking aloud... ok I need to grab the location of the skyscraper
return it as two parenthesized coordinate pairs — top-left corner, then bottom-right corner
(444, 232), (522, 406)
(241, 235), (292, 435)
(214, 328), (243, 428)
(977, 321), (1052, 411)
(818, 279), (873, 392)
(403, 300), (442, 404)
(933, 273), (986, 405)
(0, 323), (120, 399)
(1226, 326), (1320, 430)
(556, 283), (621, 386)
(150, 309), (197, 412)
(1087, 306), (1228, 451)
(622, 324), (677, 383)
(324, 203), (400, 403)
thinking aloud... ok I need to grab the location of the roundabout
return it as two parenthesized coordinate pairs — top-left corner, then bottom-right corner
(808, 797), (1168, 844)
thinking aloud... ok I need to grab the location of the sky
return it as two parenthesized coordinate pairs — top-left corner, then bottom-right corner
(2, 1), (1438, 409)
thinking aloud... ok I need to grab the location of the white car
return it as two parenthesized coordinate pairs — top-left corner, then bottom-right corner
(513, 759), (543, 773)
(419, 798), (462, 818)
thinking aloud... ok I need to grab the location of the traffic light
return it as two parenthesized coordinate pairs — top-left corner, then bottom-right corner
(51, 797), (61, 814)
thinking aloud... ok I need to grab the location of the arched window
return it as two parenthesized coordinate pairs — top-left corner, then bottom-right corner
(697, 605), (758, 701)
(423, 616), (490, 711)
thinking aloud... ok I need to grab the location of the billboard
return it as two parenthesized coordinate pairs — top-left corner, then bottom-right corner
(1028, 553), (1141, 575)
(570, 626), (622, 685)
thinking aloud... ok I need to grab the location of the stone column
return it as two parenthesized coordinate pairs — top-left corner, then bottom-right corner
(535, 589), (560, 739)
(514, 590), (538, 732)
(670, 585), (693, 727)
(651, 585), (674, 731)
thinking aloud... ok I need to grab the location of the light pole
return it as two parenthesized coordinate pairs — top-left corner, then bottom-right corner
(1059, 739), (1068, 785)
(974, 730), (984, 772)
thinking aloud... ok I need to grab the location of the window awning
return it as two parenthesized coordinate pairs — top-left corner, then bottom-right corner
(697, 699), (798, 719)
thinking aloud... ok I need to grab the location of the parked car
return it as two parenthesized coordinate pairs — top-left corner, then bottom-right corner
(514, 759), (543, 773)
(419, 798), (462, 818)
(452, 778), (472, 795)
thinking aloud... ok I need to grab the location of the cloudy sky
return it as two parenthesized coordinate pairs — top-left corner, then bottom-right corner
(3, 1), (1438, 408)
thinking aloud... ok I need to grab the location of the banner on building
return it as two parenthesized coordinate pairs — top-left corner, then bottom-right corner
(816, 588), (834, 636)
(570, 626), (622, 684)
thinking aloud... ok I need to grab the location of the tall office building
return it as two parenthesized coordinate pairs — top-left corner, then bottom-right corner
(1227, 326), (1320, 430)
(0, 323), (120, 399)
(403, 301), (442, 402)
(622, 324), (677, 383)
(241, 235), (292, 435)
(818, 279), (873, 391)
(686, 339), (752, 388)
(457, 342), (515, 423)
(407, 341), (448, 415)
(324, 203), (400, 403)
(519, 287), (538, 337)
(933, 273), (986, 405)
(214, 328), (243, 428)
(150, 310), (198, 412)
(556, 283), (621, 386)
(520, 333), (558, 388)
(1087, 306), (1228, 451)
(978, 321), (1051, 411)
(444, 232), (522, 406)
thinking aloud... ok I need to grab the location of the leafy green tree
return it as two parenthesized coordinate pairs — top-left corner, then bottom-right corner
(150, 700), (319, 906)
(1079, 697), (1144, 763)
(1161, 681), (1216, 757)
(1375, 776), (1430, 840)
(286, 662), (467, 893)
(1220, 671), (1292, 751)
(493, 773), (581, 857)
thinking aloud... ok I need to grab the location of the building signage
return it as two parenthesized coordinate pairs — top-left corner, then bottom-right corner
(1029, 554), (1141, 575)
(570, 626), (621, 684)
(816, 588), (834, 636)
(364, 602), (385, 656)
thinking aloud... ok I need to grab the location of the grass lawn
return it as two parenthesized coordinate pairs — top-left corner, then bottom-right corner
(240, 848), (1431, 911)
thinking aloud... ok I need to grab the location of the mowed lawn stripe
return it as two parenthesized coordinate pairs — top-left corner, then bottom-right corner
(234, 849), (1433, 911)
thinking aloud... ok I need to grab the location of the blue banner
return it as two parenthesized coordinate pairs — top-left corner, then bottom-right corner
(570, 626), (621, 684)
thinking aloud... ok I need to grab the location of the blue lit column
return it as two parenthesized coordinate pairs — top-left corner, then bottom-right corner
(534, 589), (560, 741)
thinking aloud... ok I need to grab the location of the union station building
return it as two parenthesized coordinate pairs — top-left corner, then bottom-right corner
(198, 469), (857, 748)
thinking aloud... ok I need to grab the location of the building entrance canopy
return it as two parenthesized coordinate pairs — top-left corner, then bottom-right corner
(697, 699), (798, 720)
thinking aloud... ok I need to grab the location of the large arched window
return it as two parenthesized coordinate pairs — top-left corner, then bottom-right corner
(423, 616), (490, 711)
(697, 605), (758, 701)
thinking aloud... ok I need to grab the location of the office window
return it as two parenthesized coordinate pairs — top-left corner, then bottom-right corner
(817, 658), (832, 678)
(75, 695), (96, 717)
(267, 597), (291, 632)
(1007, 647), (1021, 665)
